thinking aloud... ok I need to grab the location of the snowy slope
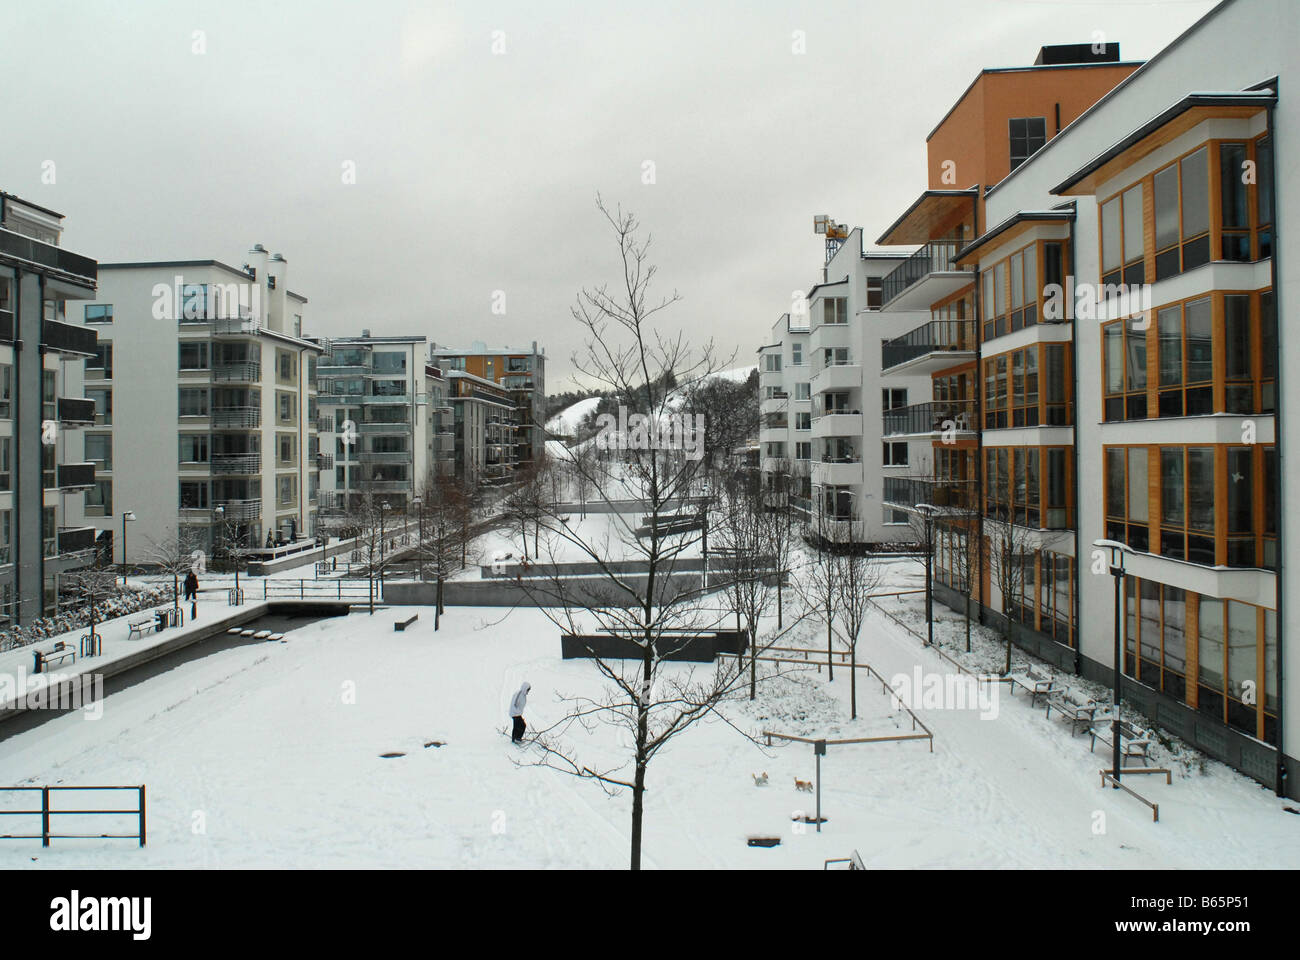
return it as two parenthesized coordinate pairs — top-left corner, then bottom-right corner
(545, 397), (601, 437)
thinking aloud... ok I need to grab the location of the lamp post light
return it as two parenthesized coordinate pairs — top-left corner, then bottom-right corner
(379, 501), (390, 586)
(1093, 538), (1128, 786)
(915, 504), (938, 647)
(120, 510), (137, 586)
(412, 496), (425, 582)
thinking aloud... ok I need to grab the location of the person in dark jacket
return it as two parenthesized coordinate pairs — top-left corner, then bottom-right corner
(183, 570), (199, 601)
(508, 682), (531, 743)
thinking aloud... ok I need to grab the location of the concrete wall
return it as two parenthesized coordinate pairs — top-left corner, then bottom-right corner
(561, 629), (748, 663)
(384, 573), (704, 608)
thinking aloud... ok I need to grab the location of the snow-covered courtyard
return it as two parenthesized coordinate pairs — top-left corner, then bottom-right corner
(3, 558), (1295, 869)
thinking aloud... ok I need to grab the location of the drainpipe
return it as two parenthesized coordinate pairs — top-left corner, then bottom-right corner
(1069, 212), (1083, 676)
(971, 193), (984, 628)
(1265, 97), (1285, 798)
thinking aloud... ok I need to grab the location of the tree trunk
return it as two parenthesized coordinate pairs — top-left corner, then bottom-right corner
(850, 641), (857, 719)
(826, 613), (834, 682)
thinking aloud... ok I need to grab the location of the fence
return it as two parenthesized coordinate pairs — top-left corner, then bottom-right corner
(0, 785), (146, 847)
(262, 578), (375, 600)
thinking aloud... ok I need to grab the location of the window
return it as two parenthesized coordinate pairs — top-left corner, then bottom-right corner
(0, 365), (10, 418)
(85, 304), (113, 323)
(278, 476), (296, 506)
(1157, 298), (1212, 416)
(180, 284), (211, 322)
(882, 442), (908, 467)
(84, 433), (112, 470)
(985, 446), (1068, 529)
(984, 344), (1068, 429)
(1009, 117), (1047, 171)
(1160, 446), (1216, 564)
(882, 388), (907, 411)
(763, 352), (782, 373)
(88, 342), (112, 378)
(795, 383), (810, 401)
(1102, 319), (1147, 421)
(791, 343), (803, 366)
(278, 350), (294, 381)
(1008, 244), (1037, 330)
(822, 298), (847, 325)
(179, 434), (209, 464)
(0, 438), (9, 492)
(87, 387), (111, 424)
(795, 442), (811, 460)
(1154, 147), (1211, 279)
(372, 351), (406, 375)
(179, 387), (209, 417)
(279, 436), (295, 465)
(1100, 184), (1146, 289)
(795, 412), (811, 431)
(179, 341), (210, 370)
(1105, 446), (1149, 551)
(179, 480), (209, 509)
(865, 278), (883, 311)
(278, 393), (295, 422)
(1255, 135), (1274, 258)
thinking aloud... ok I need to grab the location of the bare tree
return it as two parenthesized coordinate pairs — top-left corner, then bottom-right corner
(835, 549), (886, 720)
(145, 526), (209, 615)
(514, 197), (762, 871)
(986, 514), (1034, 675)
(713, 468), (778, 700)
(414, 472), (473, 630)
(943, 510), (981, 653)
(337, 492), (387, 615)
(795, 523), (842, 682)
(59, 566), (123, 649)
(760, 458), (799, 630)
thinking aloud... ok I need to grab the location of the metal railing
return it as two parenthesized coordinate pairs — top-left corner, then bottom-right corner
(211, 406), (261, 429)
(212, 361), (261, 382)
(262, 578), (375, 600)
(57, 397), (96, 425)
(211, 453), (262, 474)
(0, 227), (97, 283)
(214, 498), (260, 521)
(56, 462), (96, 489)
(880, 239), (970, 304)
(57, 526), (97, 553)
(882, 476), (977, 510)
(882, 400), (977, 436)
(41, 318), (98, 357)
(881, 320), (975, 371)
(0, 785), (145, 847)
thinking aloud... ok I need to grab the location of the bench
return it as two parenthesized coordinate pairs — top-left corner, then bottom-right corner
(394, 613), (419, 632)
(1089, 718), (1154, 765)
(1045, 688), (1101, 735)
(1007, 665), (1057, 706)
(33, 641), (76, 673)
(127, 616), (155, 640)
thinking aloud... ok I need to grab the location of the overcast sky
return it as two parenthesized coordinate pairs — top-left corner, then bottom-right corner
(1, 0), (1219, 390)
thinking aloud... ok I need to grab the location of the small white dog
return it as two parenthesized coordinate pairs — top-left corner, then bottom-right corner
(794, 777), (814, 793)
(751, 772), (769, 786)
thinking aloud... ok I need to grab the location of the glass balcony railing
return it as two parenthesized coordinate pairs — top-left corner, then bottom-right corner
(880, 240), (971, 305)
(881, 320), (976, 371)
(882, 400), (977, 436)
(882, 476), (977, 511)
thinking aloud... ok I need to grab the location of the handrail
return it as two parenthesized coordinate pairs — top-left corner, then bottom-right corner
(0, 785), (145, 847)
(1099, 771), (1159, 822)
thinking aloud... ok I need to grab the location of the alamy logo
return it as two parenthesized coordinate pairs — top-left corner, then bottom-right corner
(593, 405), (705, 461)
(49, 891), (151, 940)
(888, 667), (999, 720)
(151, 275), (261, 321)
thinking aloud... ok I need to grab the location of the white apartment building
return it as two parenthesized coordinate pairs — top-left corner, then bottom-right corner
(761, 227), (930, 544)
(67, 244), (323, 562)
(316, 333), (433, 514)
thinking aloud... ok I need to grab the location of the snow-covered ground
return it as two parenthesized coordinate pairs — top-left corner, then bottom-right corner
(3, 557), (1296, 869)
(545, 397), (601, 437)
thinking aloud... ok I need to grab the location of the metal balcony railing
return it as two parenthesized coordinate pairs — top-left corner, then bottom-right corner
(57, 526), (97, 554)
(880, 239), (970, 305)
(212, 362), (261, 382)
(41, 319), (98, 358)
(317, 453), (334, 470)
(56, 397), (96, 425)
(882, 476), (977, 511)
(881, 320), (976, 371)
(211, 406), (261, 429)
(214, 499), (261, 521)
(882, 400), (977, 437)
(56, 462), (96, 489)
(211, 453), (262, 475)
(0, 227), (96, 283)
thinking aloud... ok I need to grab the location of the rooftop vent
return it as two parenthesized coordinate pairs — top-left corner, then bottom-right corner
(1034, 42), (1120, 66)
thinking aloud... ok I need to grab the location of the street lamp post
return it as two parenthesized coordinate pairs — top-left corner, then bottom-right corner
(120, 510), (137, 586)
(915, 504), (938, 647)
(1094, 538), (1128, 786)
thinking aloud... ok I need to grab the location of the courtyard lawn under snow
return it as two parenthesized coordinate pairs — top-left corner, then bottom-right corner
(2, 555), (1296, 869)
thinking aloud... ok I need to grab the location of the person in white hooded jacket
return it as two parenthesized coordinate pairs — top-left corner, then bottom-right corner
(509, 681), (530, 743)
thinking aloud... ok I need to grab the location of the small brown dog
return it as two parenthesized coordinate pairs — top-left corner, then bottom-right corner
(794, 777), (814, 793)
(752, 772), (769, 786)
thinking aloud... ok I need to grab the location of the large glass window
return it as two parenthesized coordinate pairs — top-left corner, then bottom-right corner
(1154, 147), (1211, 279)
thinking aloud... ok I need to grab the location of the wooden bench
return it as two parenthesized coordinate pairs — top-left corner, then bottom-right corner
(1045, 688), (1101, 735)
(394, 613), (419, 632)
(33, 641), (76, 673)
(1007, 665), (1057, 706)
(1089, 718), (1153, 764)
(127, 616), (155, 640)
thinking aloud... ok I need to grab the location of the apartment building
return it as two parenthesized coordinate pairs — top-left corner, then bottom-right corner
(424, 362), (456, 483)
(315, 333), (431, 514)
(428, 341), (545, 472)
(0, 192), (100, 624)
(760, 228), (928, 544)
(68, 244), (323, 561)
(446, 370), (515, 488)
(864, 1), (1295, 795)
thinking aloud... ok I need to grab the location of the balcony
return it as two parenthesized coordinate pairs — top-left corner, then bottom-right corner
(56, 461), (96, 489)
(881, 320), (976, 375)
(212, 362), (261, 383)
(759, 394), (790, 416)
(42, 319), (98, 358)
(318, 363), (367, 376)
(56, 397), (96, 426)
(810, 412), (862, 439)
(317, 453), (334, 470)
(811, 457), (863, 487)
(364, 393), (410, 405)
(810, 361), (861, 392)
(214, 499), (261, 522)
(358, 450), (412, 464)
(316, 417), (334, 433)
(882, 476), (977, 512)
(357, 421), (411, 434)
(0, 309), (12, 342)
(57, 526), (97, 555)
(211, 453), (262, 475)
(211, 406), (261, 429)
(882, 400), (977, 438)
(211, 317), (260, 337)
(880, 240), (973, 312)
(360, 480), (412, 493)
(0, 227), (96, 285)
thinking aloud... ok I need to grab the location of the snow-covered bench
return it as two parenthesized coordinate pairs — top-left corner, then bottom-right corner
(1007, 665), (1057, 706)
(1089, 718), (1153, 765)
(127, 616), (155, 640)
(1045, 688), (1100, 735)
(394, 614), (418, 632)
(33, 641), (76, 673)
